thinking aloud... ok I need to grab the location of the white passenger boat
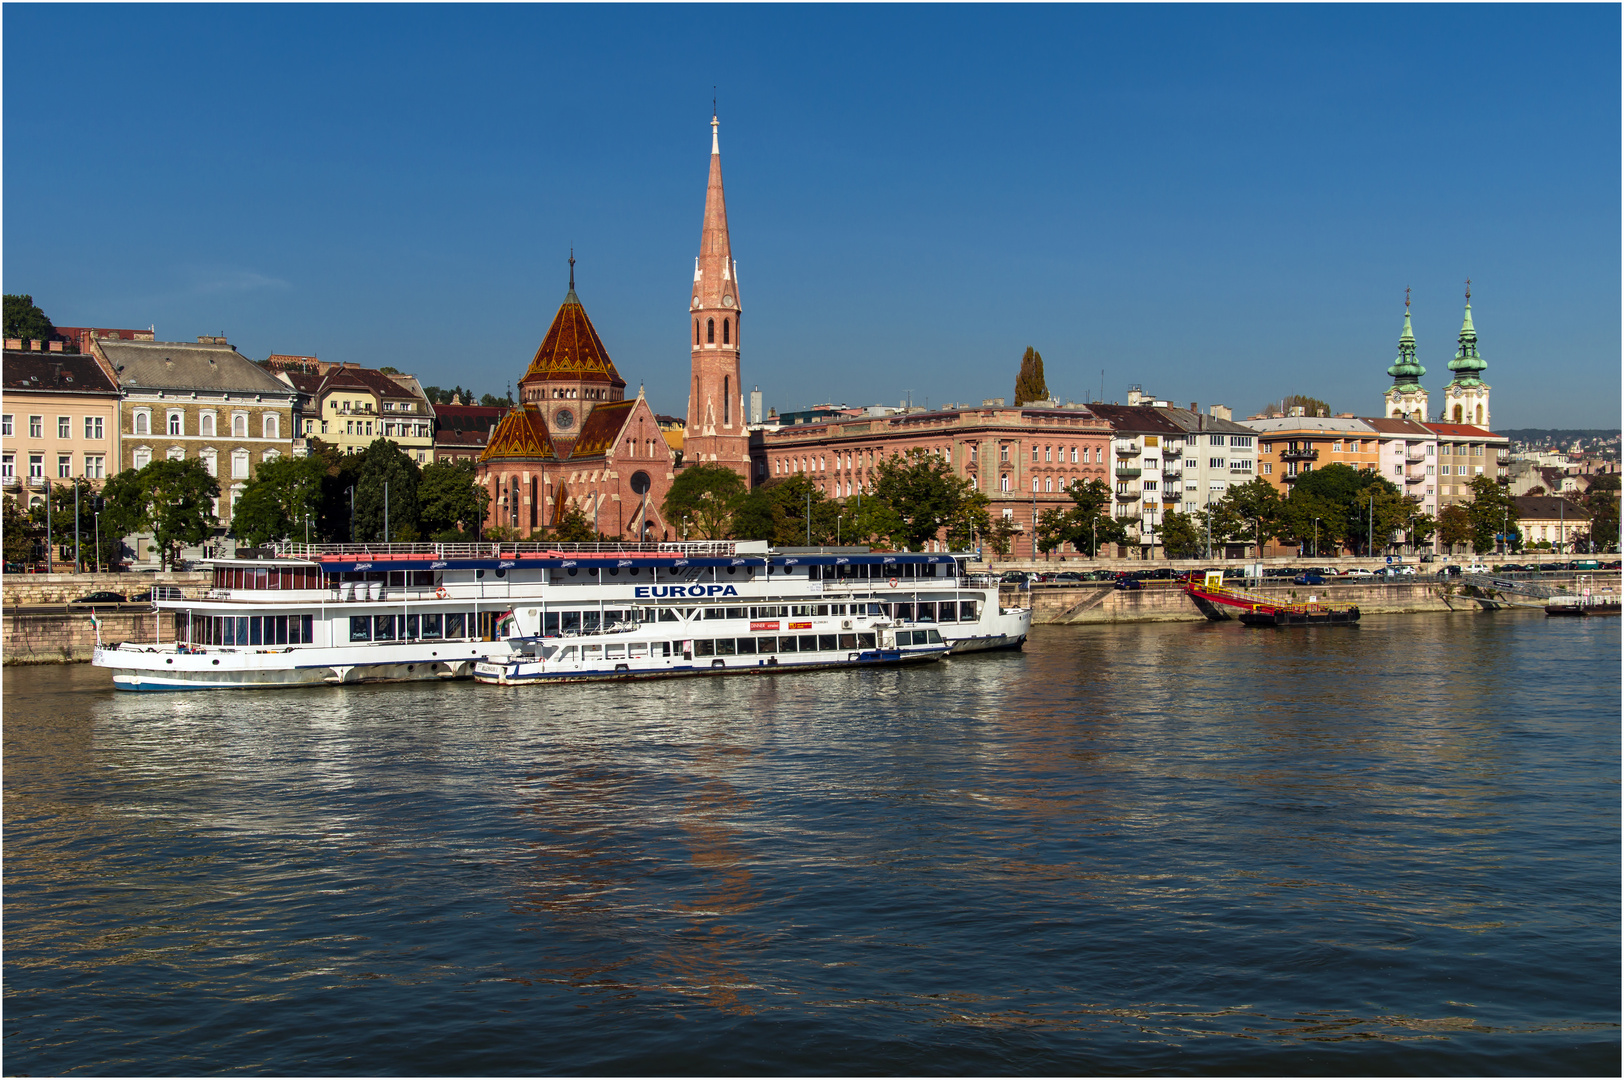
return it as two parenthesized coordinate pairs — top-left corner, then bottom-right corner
(92, 541), (1029, 691)
(475, 612), (949, 685)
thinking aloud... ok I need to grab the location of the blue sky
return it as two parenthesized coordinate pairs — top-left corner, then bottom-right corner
(5, 3), (1619, 428)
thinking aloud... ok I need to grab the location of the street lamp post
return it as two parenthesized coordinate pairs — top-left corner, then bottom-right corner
(1313, 517), (1320, 559)
(94, 511), (101, 574)
(74, 481), (82, 574)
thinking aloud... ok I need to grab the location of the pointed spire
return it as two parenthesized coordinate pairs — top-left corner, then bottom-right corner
(1387, 289), (1424, 389)
(1448, 280), (1486, 384)
(569, 248), (575, 290)
(694, 112), (737, 311)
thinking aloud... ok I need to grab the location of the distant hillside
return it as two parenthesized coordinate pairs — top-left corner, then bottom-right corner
(1499, 429), (1619, 445)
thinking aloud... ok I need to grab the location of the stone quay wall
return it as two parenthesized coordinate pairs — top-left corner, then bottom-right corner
(4, 609), (165, 664)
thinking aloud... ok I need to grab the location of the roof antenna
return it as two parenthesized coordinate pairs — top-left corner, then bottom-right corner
(569, 247), (575, 290)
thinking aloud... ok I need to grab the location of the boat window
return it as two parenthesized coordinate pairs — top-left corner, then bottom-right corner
(604, 610), (628, 626)
(388, 571), (407, 588)
(495, 568), (506, 578)
(628, 643), (648, 659)
(868, 603), (886, 616)
(582, 644), (602, 660)
(561, 612), (581, 633)
(566, 568), (579, 577)
(704, 607), (727, 620)
(735, 638), (756, 655)
(725, 606), (746, 618)
(606, 644), (626, 659)
(350, 616), (372, 642)
(818, 634), (838, 651)
(915, 603), (935, 622)
(857, 633), (876, 649)
(410, 571), (435, 588)
(558, 647), (577, 661)
(374, 615), (400, 640)
(797, 635), (818, 651)
(694, 639), (715, 656)
(757, 637), (777, 653)
(405, 614), (420, 639)
(582, 611), (601, 632)
(937, 604), (958, 623)
(777, 637), (797, 653)
(658, 608), (681, 622)
(926, 630), (944, 643)
(716, 638), (737, 655)
(422, 614), (443, 639)
(839, 634), (857, 649)
(249, 618), (263, 646)
(960, 601), (978, 621)
(726, 566), (737, 575)
(894, 603), (915, 621)
(445, 613), (466, 639)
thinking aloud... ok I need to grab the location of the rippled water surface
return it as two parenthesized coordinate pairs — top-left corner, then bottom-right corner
(5, 612), (1619, 1074)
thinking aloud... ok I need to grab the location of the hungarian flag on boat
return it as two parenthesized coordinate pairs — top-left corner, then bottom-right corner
(494, 611), (516, 637)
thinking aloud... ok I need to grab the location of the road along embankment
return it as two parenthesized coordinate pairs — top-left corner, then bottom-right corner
(1004, 579), (1591, 625)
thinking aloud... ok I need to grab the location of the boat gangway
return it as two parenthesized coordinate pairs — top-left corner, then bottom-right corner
(1182, 574), (1360, 627)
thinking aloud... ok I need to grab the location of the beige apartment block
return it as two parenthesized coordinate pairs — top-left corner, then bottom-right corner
(94, 337), (298, 528)
(2, 349), (122, 508)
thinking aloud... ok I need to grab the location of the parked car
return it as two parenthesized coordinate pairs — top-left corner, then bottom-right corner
(1050, 571), (1085, 585)
(999, 571), (1035, 585)
(1343, 567), (1374, 579)
(1419, 553), (1436, 563)
(1436, 565), (1462, 577)
(1293, 572), (1327, 585)
(69, 591), (128, 605)
(1113, 575), (1143, 590)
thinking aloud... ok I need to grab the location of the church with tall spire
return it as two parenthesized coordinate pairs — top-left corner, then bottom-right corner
(1384, 288), (1429, 421)
(1441, 281), (1490, 428)
(684, 111), (751, 481)
(476, 256), (676, 540)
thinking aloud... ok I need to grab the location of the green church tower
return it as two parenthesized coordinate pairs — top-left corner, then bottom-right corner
(1383, 288), (1429, 421)
(1442, 280), (1491, 428)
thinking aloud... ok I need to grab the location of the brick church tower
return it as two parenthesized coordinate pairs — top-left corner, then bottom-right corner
(684, 113), (750, 479)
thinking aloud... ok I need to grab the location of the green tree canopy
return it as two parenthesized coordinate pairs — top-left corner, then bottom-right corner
(550, 503), (603, 543)
(418, 458), (490, 540)
(353, 439), (421, 542)
(731, 473), (849, 545)
(663, 463), (747, 539)
(1464, 475), (1519, 554)
(1220, 476), (1285, 552)
(1013, 346), (1050, 406)
(1578, 474), (1619, 552)
(479, 392), (514, 408)
(1437, 504), (1472, 552)
(4, 294), (56, 344)
(1042, 478), (1128, 556)
(869, 448), (982, 551)
(1261, 393), (1332, 418)
(1159, 509), (1203, 559)
(4, 498), (37, 564)
(232, 454), (328, 546)
(100, 459), (220, 567)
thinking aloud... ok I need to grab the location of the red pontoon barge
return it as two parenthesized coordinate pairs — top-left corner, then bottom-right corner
(1183, 573), (1361, 628)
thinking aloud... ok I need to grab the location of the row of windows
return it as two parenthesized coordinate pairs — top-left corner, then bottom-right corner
(185, 614), (316, 647)
(351, 612), (476, 642)
(2, 453), (107, 480)
(131, 410), (276, 438)
(3, 414), (109, 440)
(696, 317), (733, 345)
(128, 446), (277, 477)
(213, 567), (324, 590)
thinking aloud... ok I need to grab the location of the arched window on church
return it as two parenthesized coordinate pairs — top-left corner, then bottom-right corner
(707, 319), (715, 344)
(722, 319), (730, 345)
(1475, 404), (1483, 425)
(1453, 404), (1463, 423)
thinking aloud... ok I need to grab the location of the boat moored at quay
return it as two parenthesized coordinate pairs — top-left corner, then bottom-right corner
(92, 540), (1030, 690)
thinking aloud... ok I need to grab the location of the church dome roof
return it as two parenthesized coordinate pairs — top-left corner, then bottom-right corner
(520, 287), (626, 389)
(478, 403), (556, 463)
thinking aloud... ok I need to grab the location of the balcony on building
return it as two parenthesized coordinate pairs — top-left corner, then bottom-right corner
(1160, 463), (1182, 479)
(1279, 447), (1320, 462)
(1114, 488), (1141, 501)
(1115, 464), (1142, 479)
(1406, 445), (1429, 462)
(1404, 467), (1427, 485)
(1114, 441), (1140, 457)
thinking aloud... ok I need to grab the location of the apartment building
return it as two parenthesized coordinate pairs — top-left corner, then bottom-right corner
(1, 349), (122, 508)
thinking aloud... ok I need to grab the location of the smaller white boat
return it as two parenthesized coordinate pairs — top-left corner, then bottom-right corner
(474, 607), (948, 685)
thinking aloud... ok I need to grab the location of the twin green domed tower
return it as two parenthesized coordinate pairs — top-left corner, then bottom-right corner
(1384, 284), (1491, 428)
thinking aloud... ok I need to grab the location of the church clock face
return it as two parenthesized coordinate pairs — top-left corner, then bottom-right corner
(554, 408), (575, 431)
(722, 295), (734, 307)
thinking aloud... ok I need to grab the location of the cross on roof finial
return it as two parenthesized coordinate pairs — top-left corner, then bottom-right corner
(569, 248), (575, 290)
(1465, 277), (1471, 301)
(1405, 286), (1410, 310)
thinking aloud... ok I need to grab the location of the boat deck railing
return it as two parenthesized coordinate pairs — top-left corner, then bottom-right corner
(276, 540), (747, 559)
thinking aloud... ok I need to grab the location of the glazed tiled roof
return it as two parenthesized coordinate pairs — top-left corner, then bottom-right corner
(479, 404), (555, 462)
(521, 289), (626, 388)
(2, 351), (120, 396)
(568, 399), (636, 459)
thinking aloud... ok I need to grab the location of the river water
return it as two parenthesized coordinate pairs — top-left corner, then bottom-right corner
(4, 612), (1618, 1075)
